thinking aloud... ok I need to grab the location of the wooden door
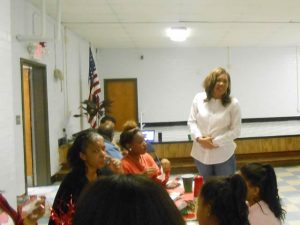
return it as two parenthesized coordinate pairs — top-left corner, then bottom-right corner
(22, 66), (33, 185)
(21, 59), (51, 187)
(104, 79), (138, 131)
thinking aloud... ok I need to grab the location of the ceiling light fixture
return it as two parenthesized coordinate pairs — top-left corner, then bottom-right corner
(166, 27), (191, 42)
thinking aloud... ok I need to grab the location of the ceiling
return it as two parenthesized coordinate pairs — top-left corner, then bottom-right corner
(29, 0), (300, 48)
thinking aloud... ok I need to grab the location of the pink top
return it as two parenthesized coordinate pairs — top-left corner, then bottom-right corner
(248, 201), (282, 225)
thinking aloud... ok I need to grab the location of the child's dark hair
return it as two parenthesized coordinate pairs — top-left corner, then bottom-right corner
(100, 115), (116, 125)
(73, 175), (185, 225)
(119, 125), (140, 150)
(67, 130), (102, 174)
(240, 163), (286, 221)
(200, 174), (249, 225)
(97, 124), (114, 141)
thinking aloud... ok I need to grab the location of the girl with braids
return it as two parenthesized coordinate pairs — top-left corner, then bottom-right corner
(119, 123), (169, 185)
(197, 174), (249, 225)
(240, 163), (286, 225)
(49, 131), (122, 225)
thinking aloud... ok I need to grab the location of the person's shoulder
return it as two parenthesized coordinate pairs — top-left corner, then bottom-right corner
(143, 153), (156, 162)
(121, 156), (130, 164)
(193, 92), (206, 101)
(196, 92), (206, 98)
(231, 96), (239, 103)
(229, 97), (240, 107)
(60, 170), (85, 188)
(249, 201), (281, 225)
(120, 156), (132, 172)
(104, 141), (114, 149)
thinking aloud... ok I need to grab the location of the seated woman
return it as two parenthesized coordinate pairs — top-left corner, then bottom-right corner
(119, 124), (169, 185)
(72, 174), (185, 225)
(0, 191), (45, 225)
(121, 120), (171, 174)
(197, 174), (249, 225)
(49, 131), (122, 225)
(240, 163), (286, 225)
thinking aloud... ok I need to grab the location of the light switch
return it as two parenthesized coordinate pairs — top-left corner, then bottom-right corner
(16, 115), (21, 125)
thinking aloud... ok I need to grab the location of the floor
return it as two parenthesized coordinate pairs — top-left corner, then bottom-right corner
(29, 165), (300, 225)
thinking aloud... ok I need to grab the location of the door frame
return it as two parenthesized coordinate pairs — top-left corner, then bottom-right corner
(104, 78), (139, 124)
(20, 58), (51, 187)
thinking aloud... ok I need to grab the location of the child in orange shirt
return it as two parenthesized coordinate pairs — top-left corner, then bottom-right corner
(119, 125), (169, 185)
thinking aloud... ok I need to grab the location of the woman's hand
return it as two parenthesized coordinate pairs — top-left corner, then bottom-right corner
(23, 197), (45, 225)
(196, 137), (218, 149)
(107, 158), (123, 174)
(160, 158), (171, 174)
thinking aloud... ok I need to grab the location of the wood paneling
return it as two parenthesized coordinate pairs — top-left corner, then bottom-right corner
(153, 136), (300, 173)
(154, 142), (193, 158)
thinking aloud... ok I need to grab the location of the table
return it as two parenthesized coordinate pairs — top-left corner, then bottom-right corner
(167, 180), (198, 222)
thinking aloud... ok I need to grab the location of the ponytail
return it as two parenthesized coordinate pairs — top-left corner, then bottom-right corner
(229, 175), (249, 225)
(240, 163), (286, 222)
(261, 165), (285, 221)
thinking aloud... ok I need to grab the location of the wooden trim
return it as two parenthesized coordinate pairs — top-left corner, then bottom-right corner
(153, 135), (300, 173)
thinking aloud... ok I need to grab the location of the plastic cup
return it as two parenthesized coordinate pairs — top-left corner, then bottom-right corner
(181, 174), (194, 193)
(193, 175), (204, 197)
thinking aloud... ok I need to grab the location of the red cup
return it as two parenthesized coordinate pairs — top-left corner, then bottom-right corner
(193, 175), (203, 198)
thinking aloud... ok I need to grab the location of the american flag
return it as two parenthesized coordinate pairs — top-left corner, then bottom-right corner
(88, 48), (101, 128)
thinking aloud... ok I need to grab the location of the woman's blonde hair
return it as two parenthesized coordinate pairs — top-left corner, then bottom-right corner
(203, 67), (231, 106)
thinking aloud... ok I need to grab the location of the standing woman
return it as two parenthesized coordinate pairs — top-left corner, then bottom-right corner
(49, 131), (122, 225)
(188, 67), (241, 180)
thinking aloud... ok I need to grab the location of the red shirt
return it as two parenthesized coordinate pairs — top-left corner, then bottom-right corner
(121, 153), (169, 185)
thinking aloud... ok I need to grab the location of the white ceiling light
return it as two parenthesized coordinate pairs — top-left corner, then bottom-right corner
(166, 27), (191, 42)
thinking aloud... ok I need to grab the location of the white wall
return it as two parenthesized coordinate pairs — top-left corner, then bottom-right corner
(97, 47), (300, 123)
(0, 0), (18, 207)
(231, 47), (298, 118)
(97, 48), (228, 122)
(0, 0), (92, 206)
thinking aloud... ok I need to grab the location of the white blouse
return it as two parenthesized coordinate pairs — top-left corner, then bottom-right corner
(188, 92), (241, 164)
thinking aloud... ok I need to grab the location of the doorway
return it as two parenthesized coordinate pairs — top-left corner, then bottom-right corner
(21, 59), (51, 187)
(104, 79), (138, 131)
